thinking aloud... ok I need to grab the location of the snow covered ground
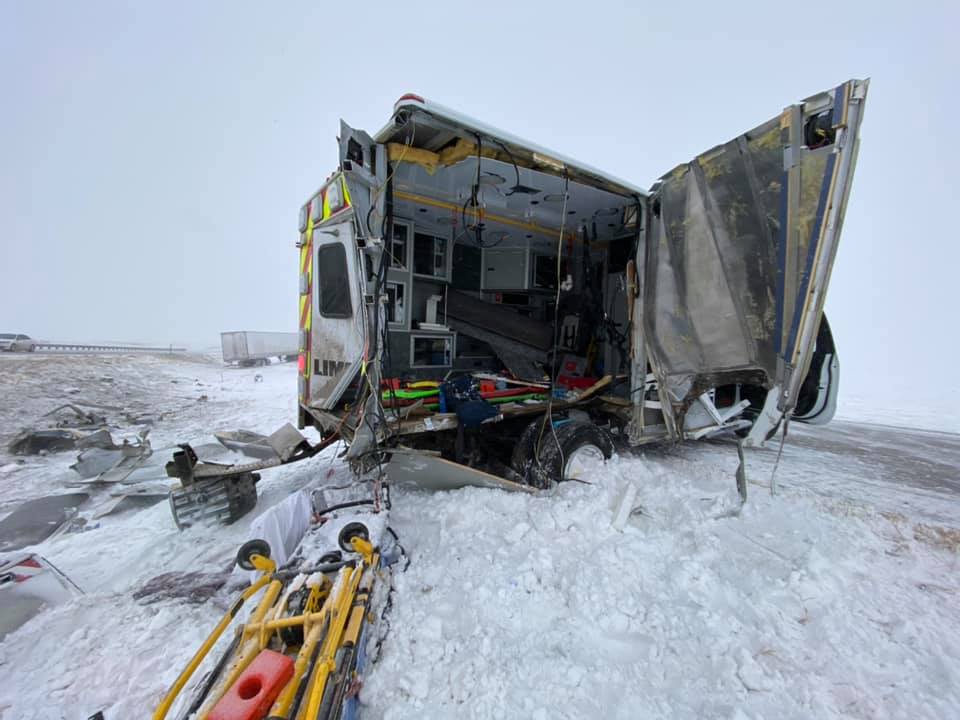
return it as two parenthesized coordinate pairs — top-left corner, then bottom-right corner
(838, 388), (960, 436)
(0, 354), (958, 719)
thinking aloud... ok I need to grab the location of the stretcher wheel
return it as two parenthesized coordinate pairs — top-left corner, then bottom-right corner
(338, 523), (370, 553)
(236, 539), (271, 570)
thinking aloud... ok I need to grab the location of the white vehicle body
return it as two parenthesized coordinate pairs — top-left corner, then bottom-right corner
(294, 81), (868, 485)
(220, 331), (297, 366)
(0, 334), (36, 352)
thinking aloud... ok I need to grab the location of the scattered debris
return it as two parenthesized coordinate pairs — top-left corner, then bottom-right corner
(42, 404), (107, 428)
(165, 425), (332, 529)
(213, 424), (310, 462)
(0, 493), (89, 551)
(8, 429), (86, 455)
(8, 424), (120, 456)
(132, 570), (230, 605)
(90, 487), (170, 519)
(267, 423), (311, 462)
(125, 412), (161, 425)
(78, 428), (121, 450)
(386, 447), (534, 493)
(71, 447), (128, 479)
(70, 432), (152, 480)
(0, 554), (83, 640)
(166, 444), (261, 529)
(213, 429), (276, 460)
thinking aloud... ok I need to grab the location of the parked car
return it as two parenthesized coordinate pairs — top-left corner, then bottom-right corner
(0, 334), (37, 352)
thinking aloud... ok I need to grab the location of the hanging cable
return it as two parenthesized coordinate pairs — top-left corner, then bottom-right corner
(768, 414), (790, 495)
(535, 176), (571, 482)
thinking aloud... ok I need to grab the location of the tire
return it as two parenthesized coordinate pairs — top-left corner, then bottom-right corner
(512, 419), (614, 485)
(338, 522), (370, 552)
(510, 417), (546, 479)
(236, 539), (271, 570)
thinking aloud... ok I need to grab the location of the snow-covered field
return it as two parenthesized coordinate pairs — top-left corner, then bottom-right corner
(0, 354), (958, 719)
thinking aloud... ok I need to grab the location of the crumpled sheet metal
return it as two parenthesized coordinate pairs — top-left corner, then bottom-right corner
(0, 554), (82, 640)
(0, 494), (89, 551)
(645, 91), (846, 411)
(8, 427), (118, 456)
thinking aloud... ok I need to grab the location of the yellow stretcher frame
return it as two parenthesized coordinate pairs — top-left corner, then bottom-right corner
(152, 537), (379, 720)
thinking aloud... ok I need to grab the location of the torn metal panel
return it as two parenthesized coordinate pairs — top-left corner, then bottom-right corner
(644, 79), (868, 418)
(91, 489), (169, 519)
(8, 429), (85, 455)
(71, 435), (154, 484)
(0, 494), (89, 551)
(0, 554), (82, 640)
(71, 448), (125, 479)
(445, 289), (553, 351)
(213, 430), (276, 460)
(42, 404), (106, 428)
(266, 423), (309, 462)
(385, 448), (535, 493)
(77, 428), (122, 450)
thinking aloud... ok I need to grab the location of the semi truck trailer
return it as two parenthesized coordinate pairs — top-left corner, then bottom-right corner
(221, 331), (298, 367)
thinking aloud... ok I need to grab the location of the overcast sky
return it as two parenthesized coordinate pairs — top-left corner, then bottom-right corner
(2, 1), (957, 407)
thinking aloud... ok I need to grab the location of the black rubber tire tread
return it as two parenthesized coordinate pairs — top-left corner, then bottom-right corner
(537, 421), (614, 482)
(510, 417), (548, 475)
(236, 538), (271, 570)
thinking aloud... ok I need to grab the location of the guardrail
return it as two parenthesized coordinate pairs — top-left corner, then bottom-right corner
(33, 344), (187, 353)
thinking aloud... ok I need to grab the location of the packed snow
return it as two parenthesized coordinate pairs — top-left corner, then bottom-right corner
(0, 354), (958, 719)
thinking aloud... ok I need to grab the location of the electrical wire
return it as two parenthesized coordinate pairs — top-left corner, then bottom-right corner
(370, 526), (408, 665)
(488, 136), (525, 195)
(535, 177), (571, 482)
(340, 115), (418, 503)
(769, 414), (790, 495)
(366, 114), (416, 237)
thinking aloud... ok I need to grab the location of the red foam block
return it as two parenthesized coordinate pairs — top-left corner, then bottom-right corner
(209, 649), (295, 720)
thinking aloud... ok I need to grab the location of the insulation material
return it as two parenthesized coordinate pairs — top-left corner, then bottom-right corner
(239, 489), (314, 581)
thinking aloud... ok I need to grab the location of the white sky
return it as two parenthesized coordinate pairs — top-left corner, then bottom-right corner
(2, 1), (957, 405)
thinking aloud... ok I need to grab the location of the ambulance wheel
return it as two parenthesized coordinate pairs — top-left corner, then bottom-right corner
(514, 420), (613, 484)
(338, 523), (370, 553)
(511, 417), (551, 487)
(236, 539), (271, 570)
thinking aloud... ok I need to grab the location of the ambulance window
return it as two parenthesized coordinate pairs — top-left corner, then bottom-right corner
(317, 244), (352, 318)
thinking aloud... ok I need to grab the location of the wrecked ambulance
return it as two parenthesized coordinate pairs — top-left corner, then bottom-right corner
(295, 80), (868, 487)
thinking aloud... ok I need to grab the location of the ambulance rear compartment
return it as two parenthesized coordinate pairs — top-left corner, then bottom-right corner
(377, 154), (642, 392)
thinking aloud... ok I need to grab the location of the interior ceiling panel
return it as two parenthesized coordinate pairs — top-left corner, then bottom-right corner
(392, 158), (633, 250)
